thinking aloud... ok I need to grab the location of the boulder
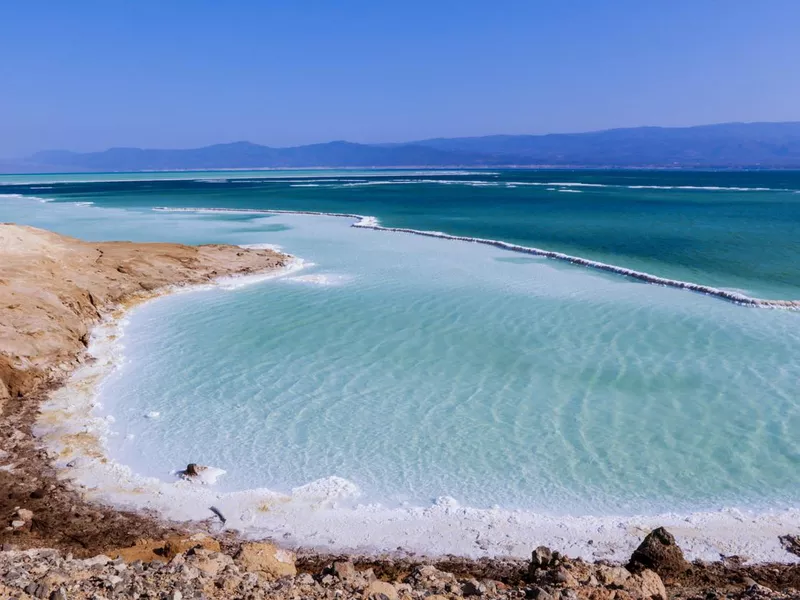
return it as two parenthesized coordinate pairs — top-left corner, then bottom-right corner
(365, 580), (399, 600)
(531, 546), (554, 568)
(552, 566), (578, 588)
(235, 541), (297, 580)
(462, 578), (486, 596)
(185, 463), (204, 477)
(628, 527), (688, 575)
(15, 508), (33, 522)
(185, 548), (232, 578)
(623, 569), (667, 600)
(595, 565), (631, 587)
(333, 560), (357, 581)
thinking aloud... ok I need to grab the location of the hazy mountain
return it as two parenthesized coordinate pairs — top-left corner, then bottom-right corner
(25, 141), (493, 172)
(7, 122), (800, 172)
(411, 122), (800, 166)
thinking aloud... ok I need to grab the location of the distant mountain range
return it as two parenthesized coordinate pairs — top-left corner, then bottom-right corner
(6, 122), (800, 172)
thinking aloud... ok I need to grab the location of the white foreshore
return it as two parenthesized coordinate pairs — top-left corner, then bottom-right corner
(153, 207), (800, 309)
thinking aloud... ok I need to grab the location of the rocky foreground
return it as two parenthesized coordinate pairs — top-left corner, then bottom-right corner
(1, 527), (799, 600)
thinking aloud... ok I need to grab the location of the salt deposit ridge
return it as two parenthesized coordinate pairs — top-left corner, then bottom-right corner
(154, 207), (800, 309)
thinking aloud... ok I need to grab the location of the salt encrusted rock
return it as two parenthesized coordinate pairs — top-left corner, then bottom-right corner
(235, 541), (297, 580)
(16, 508), (34, 522)
(184, 463), (203, 477)
(365, 580), (399, 600)
(628, 527), (688, 575)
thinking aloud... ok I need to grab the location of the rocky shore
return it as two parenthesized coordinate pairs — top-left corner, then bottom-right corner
(1, 528), (798, 599)
(1, 223), (799, 599)
(0, 223), (287, 554)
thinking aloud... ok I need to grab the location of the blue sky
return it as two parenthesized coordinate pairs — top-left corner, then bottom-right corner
(2, 1), (799, 156)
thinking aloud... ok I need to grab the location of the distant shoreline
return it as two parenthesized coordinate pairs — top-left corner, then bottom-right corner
(6, 164), (800, 176)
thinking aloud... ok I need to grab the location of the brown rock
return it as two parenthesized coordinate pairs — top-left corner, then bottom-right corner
(553, 566), (579, 588)
(462, 578), (486, 596)
(596, 565), (631, 587)
(109, 533), (221, 563)
(623, 569), (667, 600)
(365, 580), (399, 600)
(185, 548), (232, 578)
(577, 589), (616, 600)
(184, 463), (204, 477)
(235, 541), (297, 580)
(16, 508), (33, 522)
(531, 546), (554, 568)
(628, 527), (688, 575)
(333, 560), (358, 581)
(406, 564), (457, 593)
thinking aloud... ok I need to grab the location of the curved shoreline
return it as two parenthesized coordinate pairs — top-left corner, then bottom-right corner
(153, 207), (800, 309)
(32, 257), (799, 565)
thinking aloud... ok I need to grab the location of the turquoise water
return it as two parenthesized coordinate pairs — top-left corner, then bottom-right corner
(4, 169), (800, 299)
(2, 170), (799, 518)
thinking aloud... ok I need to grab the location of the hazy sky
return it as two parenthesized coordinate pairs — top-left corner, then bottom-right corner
(2, 1), (799, 156)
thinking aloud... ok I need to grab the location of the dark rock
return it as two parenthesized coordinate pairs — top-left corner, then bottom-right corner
(185, 463), (202, 477)
(531, 546), (554, 569)
(526, 586), (555, 600)
(779, 534), (800, 558)
(628, 527), (688, 575)
(462, 578), (486, 596)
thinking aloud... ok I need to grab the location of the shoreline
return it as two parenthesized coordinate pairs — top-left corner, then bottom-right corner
(0, 223), (799, 600)
(154, 207), (800, 309)
(0, 224), (290, 557)
(23, 230), (800, 566)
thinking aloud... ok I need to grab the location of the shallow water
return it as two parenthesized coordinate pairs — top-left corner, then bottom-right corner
(4, 168), (800, 299)
(2, 190), (798, 519)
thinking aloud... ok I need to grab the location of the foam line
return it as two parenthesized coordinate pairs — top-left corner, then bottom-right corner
(152, 207), (799, 309)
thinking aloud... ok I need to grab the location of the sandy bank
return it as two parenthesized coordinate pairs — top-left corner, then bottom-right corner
(0, 223), (287, 552)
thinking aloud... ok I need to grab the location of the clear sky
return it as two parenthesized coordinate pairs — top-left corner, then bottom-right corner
(2, 0), (799, 157)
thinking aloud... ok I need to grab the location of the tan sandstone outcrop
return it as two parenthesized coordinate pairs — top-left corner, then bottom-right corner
(108, 533), (222, 563)
(235, 541), (298, 580)
(0, 223), (287, 407)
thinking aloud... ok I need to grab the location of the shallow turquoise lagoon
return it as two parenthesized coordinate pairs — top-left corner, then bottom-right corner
(2, 186), (798, 518)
